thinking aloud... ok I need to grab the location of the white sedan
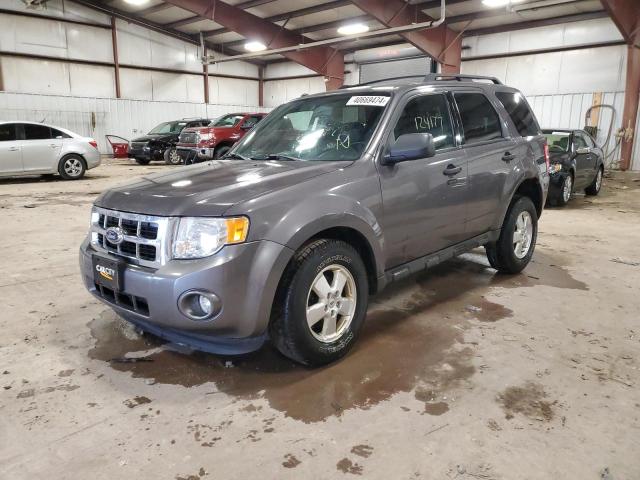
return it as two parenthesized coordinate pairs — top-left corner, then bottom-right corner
(0, 121), (101, 180)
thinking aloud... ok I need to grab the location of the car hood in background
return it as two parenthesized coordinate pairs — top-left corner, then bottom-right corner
(131, 133), (177, 143)
(95, 160), (347, 216)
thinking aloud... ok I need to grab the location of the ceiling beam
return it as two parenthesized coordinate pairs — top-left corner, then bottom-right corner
(163, 0), (345, 88)
(164, 14), (203, 28)
(70, 0), (247, 58)
(202, 0), (352, 38)
(599, 0), (640, 45)
(348, 0), (464, 73)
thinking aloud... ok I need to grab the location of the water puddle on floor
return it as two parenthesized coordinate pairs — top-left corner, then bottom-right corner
(88, 250), (585, 423)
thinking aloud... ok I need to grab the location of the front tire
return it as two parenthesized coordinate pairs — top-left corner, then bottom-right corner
(485, 196), (538, 274)
(58, 154), (86, 180)
(270, 239), (368, 366)
(585, 167), (603, 196)
(164, 147), (182, 165)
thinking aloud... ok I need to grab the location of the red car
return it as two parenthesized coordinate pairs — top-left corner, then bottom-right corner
(176, 112), (267, 163)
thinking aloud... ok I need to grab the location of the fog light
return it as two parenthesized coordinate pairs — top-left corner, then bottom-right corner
(178, 290), (221, 321)
(198, 295), (213, 315)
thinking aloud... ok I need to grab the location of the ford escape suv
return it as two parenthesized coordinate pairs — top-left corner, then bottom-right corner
(80, 74), (549, 366)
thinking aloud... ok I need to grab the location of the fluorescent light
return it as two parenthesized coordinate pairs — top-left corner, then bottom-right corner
(337, 23), (370, 36)
(481, 0), (525, 7)
(123, 0), (150, 6)
(244, 41), (267, 52)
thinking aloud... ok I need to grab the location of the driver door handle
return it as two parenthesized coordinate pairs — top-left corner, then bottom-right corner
(443, 164), (462, 176)
(502, 152), (515, 162)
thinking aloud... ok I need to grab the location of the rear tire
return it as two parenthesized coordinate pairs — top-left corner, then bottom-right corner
(269, 239), (368, 366)
(552, 174), (573, 207)
(164, 147), (182, 165)
(58, 154), (86, 180)
(135, 158), (150, 165)
(485, 196), (538, 274)
(585, 166), (603, 196)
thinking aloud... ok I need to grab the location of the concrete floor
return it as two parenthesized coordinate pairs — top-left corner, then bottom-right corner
(1, 158), (639, 480)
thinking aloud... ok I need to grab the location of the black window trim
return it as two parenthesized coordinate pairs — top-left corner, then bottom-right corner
(450, 89), (509, 148)
(381, 89), (460, 159)
(22, 123), (53, 141)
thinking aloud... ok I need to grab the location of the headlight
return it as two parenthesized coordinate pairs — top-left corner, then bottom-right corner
(172, 217), (249, 259)
(199, 133), (213, 141)
(549, 164), (562, 174)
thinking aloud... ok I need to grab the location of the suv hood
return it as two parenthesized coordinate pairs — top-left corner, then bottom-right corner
(95, 160), (346, 216)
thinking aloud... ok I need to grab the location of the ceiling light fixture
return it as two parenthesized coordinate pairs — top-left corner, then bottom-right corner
(123, 0), (150, 6)
(481, 0), (525, 7)
(244, 41), (267, 52)
(337, 23), (370, 36)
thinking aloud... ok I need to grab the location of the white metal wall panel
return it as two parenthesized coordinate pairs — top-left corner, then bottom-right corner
(1, 57), (71, 96)
(2, 0), (110, 25)
(0, 92), (270, 155)
(68, 64), (116, 98)
(116, 21), (153, 67)
(66, 24), (113, 63)
(119, 68), (153, 101)
(263, 77), (326, 107)
(462, 18), (623, 58)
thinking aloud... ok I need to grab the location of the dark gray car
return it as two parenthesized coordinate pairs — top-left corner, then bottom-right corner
(80, 74), (549, 366)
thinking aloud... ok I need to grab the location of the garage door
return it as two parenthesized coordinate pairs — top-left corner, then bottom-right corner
(359, 56), (433, 84)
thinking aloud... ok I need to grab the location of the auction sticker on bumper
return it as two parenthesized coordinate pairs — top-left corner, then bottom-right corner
(92, 254), (123, 291)
(346, 96), (390, 107)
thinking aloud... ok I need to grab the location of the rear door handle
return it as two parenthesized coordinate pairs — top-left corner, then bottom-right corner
(502, 152), (515, 162)
(49, 144), (59, 148)
(443, 164), (462, 176)
(8, 146), (19, 151)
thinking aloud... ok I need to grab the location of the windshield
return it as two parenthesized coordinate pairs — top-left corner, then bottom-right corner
(234, 93), (391, 161)
(149, 121), (187, 134)
(544, 131), (570, 153)
(211, 114), (244, 127)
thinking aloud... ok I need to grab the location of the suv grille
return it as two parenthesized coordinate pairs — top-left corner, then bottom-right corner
(90, 207), (172, 268)
(179, 131), (199, 144)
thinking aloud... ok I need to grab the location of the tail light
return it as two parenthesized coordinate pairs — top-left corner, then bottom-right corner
(543, 143), (550, 173)
(89, 139), (98, 149)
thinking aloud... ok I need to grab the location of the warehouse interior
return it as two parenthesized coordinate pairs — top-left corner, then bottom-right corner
(1, 0), (640, 479)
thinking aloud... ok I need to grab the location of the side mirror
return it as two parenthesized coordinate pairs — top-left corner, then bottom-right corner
(575, 147), (590, 155)
(241, 123), (254, 130)
(383, 133), (435, 165)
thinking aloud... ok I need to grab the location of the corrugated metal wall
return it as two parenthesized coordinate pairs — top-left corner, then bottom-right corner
(0, 92), (270, 154)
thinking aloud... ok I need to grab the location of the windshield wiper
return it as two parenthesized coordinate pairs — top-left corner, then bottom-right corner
(252, 153), (300, 161)
(222, 152), (252, 161)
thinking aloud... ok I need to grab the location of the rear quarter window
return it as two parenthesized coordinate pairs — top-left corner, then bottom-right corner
(495, 91), (540, 137)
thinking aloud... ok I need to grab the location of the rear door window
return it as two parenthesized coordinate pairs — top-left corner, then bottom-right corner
(454, 93), (503, 144)
(24, 124), (52, 140)
(50, 128), (71, 139)
(393, 94), (455, 150)
(0, 124), (17, 141)
(495, 91), (539, 137)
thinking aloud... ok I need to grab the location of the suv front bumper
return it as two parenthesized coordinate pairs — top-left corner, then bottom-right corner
(176, 146), (216, 162)
(79, 237), (293, 354)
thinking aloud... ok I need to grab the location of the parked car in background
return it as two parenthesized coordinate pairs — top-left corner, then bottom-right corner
(81, 74), (548, 366)
(542, 129), (604, 206)
(128, 118), (211, 165)
(0, 121), (100, 180)
(176, 113), (267, 163)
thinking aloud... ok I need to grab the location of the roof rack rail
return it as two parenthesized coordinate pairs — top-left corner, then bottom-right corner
(423, 73), (502, 84)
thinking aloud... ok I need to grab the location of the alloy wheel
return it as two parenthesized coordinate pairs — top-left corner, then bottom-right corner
(305, 264), (357, 343)
(64, 158), (83, 177)
(513, 211), (533, 259)
(563, 175), (572, 203)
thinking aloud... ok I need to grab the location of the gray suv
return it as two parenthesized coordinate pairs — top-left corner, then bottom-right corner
(80, 74), (549, 366)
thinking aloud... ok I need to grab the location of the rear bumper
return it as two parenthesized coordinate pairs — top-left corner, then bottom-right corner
(85, 149), (101, 169)
(79, 237), (293, 354)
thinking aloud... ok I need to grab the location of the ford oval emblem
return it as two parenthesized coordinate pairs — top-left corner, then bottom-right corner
(105, 226), (125, 245)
